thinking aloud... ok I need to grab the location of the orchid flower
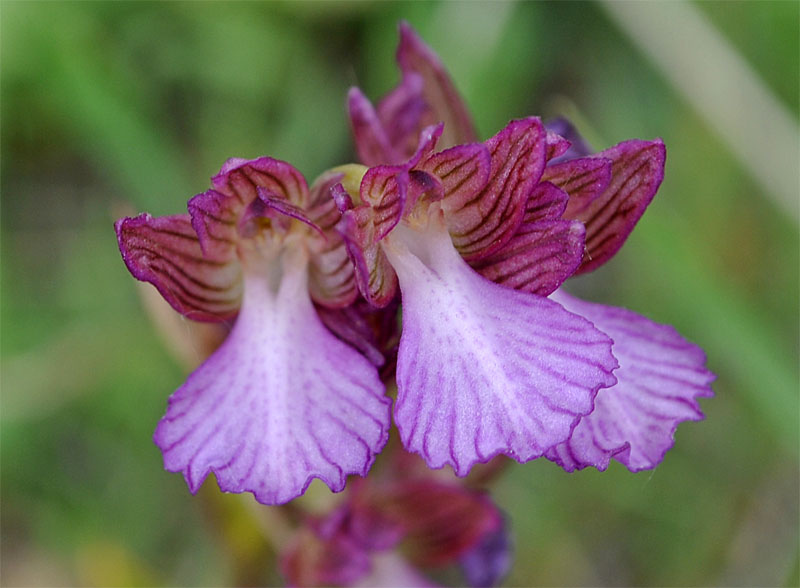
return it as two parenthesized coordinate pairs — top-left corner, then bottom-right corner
(346, 22), (714, 474)
(336, 121), (618, 476)
(115, 158), (391, 505)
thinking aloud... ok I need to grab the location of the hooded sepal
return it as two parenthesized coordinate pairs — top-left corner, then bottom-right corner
(546, 291), (714, 472)
(211, 156), (309, 209)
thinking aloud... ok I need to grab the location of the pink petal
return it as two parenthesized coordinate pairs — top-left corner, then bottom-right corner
(115, 213), (242, 322)
(384, 217), (617, 476)
(154, 257), (390, 505)
(547, 290), (714, 472)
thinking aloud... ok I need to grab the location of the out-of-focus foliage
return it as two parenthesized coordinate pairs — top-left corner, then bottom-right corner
(2, 1), (797, 586)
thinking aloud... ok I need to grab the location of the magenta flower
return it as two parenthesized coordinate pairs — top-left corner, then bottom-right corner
(115, 158), (391, 505)
(336, 122), (618, 476)
(345, 22), (714, 475)
(114, 22), (712, 518)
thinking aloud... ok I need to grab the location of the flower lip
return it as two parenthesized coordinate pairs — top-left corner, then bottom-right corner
(384, 210), (618, 476)
(154, 251), (391, 505)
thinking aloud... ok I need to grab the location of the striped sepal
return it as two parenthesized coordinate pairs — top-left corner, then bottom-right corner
(542, 156), (612, 216)
(211, 156), (309, 209)
(116, 213), (242, 322)
(570, 139), (666, 274)
(446, 118), (547, 261)
(470, 183), (585, 296)
(396, 22), (478, 150)
(306, 171), (358, 308)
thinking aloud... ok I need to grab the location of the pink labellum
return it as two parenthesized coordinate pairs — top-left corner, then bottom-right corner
(384, 216), (617, 476)
(547, 290), (714, 472)
(154, 258), (390, 505)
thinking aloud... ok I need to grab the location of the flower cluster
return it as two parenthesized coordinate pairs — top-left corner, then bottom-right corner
(116, 21), (712, 531)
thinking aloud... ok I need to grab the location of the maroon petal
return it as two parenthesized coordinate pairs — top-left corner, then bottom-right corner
(307, 171), (359, 308)
(396, 22), (478, 149)
(543, 157), (613, 217)
(116, 213), (242, 322)
(336, 190), (399, 309)
(376, 71), (430, 163)
(421, 143), (491, 207)
(211, 156), (310, 209)
(446, 118), (548, 260)
(470, 183), (586, 296)
(569, 139), (666, 274)
(348, 87), (403, 167)
(377, 480), (504, 569)
(281, 524), (372, 587)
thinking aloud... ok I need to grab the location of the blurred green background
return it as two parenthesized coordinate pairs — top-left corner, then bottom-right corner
(2, 1), (797, 586)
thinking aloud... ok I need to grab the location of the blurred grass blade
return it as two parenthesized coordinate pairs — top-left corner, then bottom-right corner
(601, 0), (800, 225)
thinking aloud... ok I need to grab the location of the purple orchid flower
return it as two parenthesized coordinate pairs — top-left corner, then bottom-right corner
(336, 122), (618, 476)
(346, 22), (714, 474)
(115, 157), (391, 505)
